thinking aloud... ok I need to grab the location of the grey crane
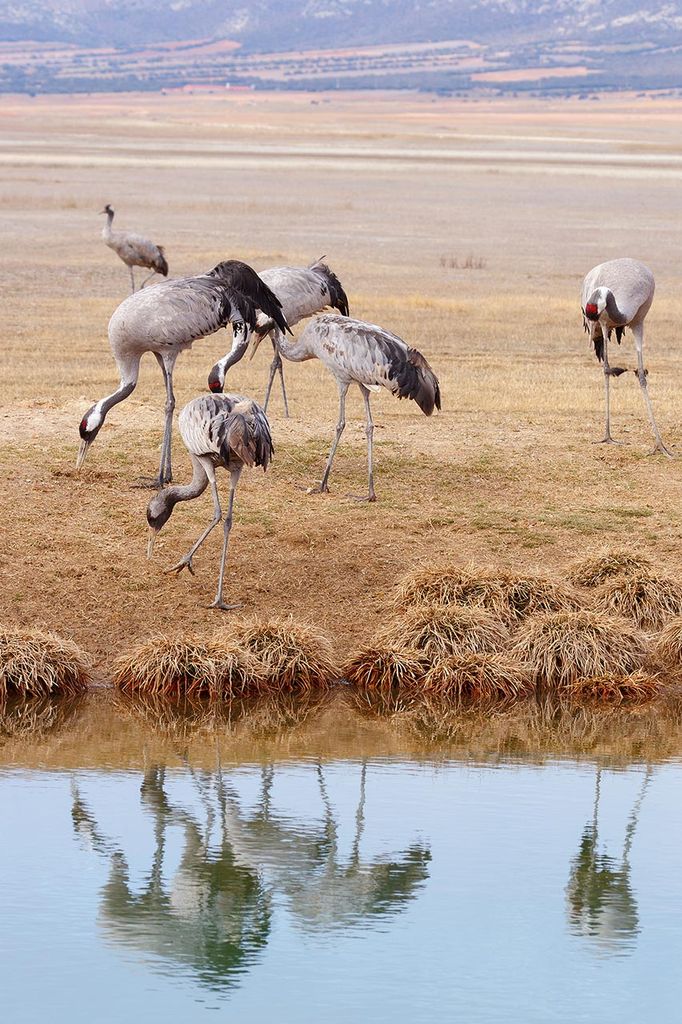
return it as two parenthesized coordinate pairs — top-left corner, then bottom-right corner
(146, 393), (273, 610)
(77, 260), (288, 488)
(581, 257), (671, 456)
(208, 258), (349, 415)
(270, 313), (441, 501)
(100, 204), (169, 293)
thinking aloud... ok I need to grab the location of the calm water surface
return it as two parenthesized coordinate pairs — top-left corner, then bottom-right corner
(1, 695), (681, 1023)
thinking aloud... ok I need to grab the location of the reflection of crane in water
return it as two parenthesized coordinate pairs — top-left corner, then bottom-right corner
(216, 760), (431, 931)
(71, 769), (271, 992)
(71, 759), (430, 990)
(566, 765), (653, 953)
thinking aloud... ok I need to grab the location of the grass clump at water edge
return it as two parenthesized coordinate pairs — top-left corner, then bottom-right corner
(112, 634), (257, 698)
(379, 605), (510, 660)
(512, 610), (649, 690)
(0, 626), (90, 697)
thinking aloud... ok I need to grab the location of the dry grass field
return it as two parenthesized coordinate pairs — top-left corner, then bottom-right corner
(2, 90), (682, 674)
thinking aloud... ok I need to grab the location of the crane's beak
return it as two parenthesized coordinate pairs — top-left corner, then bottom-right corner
(147, 527), (158, 560)
(249, 332), (266, 361)
(76, 439), (91, 470)
(98, 208), (108, 215)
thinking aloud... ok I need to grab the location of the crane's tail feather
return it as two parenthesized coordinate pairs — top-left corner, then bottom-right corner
(392, 347), (441, 416)
(309, 258), (350, 317)
(218, 405), (274, 470)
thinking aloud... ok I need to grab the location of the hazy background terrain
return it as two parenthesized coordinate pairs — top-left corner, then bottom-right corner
(2, 0), (682, 94)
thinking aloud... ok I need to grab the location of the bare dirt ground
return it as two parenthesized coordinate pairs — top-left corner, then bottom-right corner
(2, 90), (682, 673)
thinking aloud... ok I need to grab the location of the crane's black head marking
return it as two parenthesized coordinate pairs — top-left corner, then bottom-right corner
(100, 204), (113, 215)
(79, 406), (104, 443)
(146, 490), (174, 533)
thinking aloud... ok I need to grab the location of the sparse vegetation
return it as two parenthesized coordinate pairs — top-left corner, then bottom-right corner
(0, 627), (90, 698)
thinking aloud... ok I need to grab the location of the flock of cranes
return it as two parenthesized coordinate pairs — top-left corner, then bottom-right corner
(90, 209), (668, 608)
(89, 207), (441, 607)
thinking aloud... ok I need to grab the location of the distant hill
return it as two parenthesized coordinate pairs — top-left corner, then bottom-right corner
(2, 1), (682, 93)
(3, 0), (682, 51)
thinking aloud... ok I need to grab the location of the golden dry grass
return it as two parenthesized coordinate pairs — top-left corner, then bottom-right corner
(112, 634), (257, 698)
(394, 565), (583, 623)
(225, 618), (340, 691)
(565, 671), (662, 705)
(566, 550), (653, 588)
(378, 605), (510, 660)
(592, 570), (682, 630)
(512, 610), (649, 689)
(343, 645), (430, 690)
(421, 653), (534, 699)
(653, 616), (682, 667)
(0, 627), (90, 698)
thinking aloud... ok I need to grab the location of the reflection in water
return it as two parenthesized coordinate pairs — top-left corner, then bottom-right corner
(72, 759), (430, 991)
(566, 767), (652, 954)
(0, 695), (85, 740)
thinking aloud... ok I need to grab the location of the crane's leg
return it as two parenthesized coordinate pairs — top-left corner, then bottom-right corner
(593, 329), (625, 446)
(347, 385), (377, 502)
(139, 270), (157, 290)
(307, 381), (349, 494)
(264, 334), (290, 418)
(632, 323), (673, 457)
(133, 355), (176, 488)
(168, 467), (222, 577)
(129, 266), (136, 293)
(210, 469), (243, 612)
(159, 358), (176, 484)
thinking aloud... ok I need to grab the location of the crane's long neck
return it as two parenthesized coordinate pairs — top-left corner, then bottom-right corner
(603, 289), (628, 326)
(94, 358), (141, 425)
(272, 327), (314, 363)
(102, 208), (114, 241)
(162, 457), (209, 510)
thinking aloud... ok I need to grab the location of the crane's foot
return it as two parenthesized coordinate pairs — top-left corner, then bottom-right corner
(346, 492), (377, 503)
(306, 481), (330, 495)
(647, 442), (675, 458)
(592, 436), (626, 446)
(167, 555), (195, 577)
(208, 598), (243, 612)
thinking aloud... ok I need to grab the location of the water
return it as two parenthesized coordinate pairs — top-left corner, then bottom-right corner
(1, 693), (681, 1023)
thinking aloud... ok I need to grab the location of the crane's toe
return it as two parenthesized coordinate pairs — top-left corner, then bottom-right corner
(306, 482), (330, 495)
(592, 436), (626, 447)
(167, 555), (195, 576)
(647, 442), (675, 458)
(208, 599), (243, 612)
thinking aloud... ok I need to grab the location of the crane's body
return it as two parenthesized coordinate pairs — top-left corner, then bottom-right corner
(101, 205), (168, 293)
(273, 314), (440, 501)
(147, 393), (273, 610)
(581, 258), (670, 456)
(208, 259), (349, 415)
(77, 261), (288, 487)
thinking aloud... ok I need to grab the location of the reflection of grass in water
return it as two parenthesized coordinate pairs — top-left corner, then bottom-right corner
(0, 694), (85, 739)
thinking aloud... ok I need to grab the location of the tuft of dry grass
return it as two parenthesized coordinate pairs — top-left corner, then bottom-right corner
(112, 634), (257, 698)
(226, 618), (340, 692)
(565, 671), (662, 705)
(654, 616), (682, 667)
(343, 645), (430, 690)
(593, 570), (682, 631)
(421, 653), (534, 700)
(512, 610), (649, 689)
(567, 550), (653, 588)
(379, 605), (510, 660)
(394, 565), (582, 623)
(0, 627), (90, 698)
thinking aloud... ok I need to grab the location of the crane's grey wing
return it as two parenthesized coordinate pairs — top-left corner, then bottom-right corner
(306, 316), (441, 416)
(259, 264), (348, 327)
(108, 276), (248, 352)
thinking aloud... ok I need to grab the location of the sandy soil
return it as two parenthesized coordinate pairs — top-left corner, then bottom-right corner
(2, 90), (682, 673)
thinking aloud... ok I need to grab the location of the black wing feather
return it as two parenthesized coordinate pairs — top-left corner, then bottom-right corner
(208, 260), (291, 335)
